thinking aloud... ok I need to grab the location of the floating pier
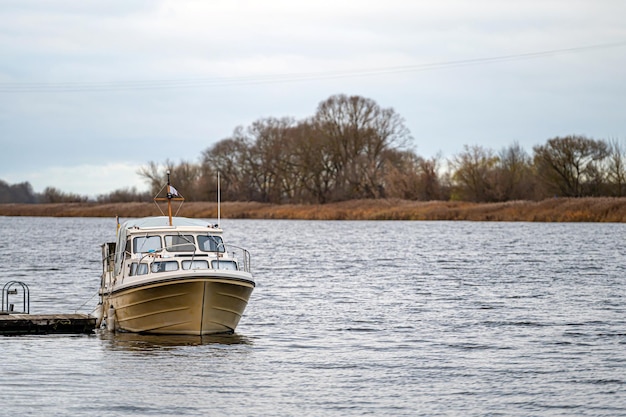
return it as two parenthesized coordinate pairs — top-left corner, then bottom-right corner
(1, 281), (96, 335)
(0, 313), (96, 335)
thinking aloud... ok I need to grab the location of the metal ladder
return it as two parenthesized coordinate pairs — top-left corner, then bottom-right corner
(1, 281), (30, 314)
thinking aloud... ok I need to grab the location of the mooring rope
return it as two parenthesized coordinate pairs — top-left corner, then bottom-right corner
(74, 291), (99, 314)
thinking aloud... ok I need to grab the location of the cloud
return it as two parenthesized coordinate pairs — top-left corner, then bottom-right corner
(0, 0), (625, 195)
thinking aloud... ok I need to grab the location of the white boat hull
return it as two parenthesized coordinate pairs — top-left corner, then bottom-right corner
(103, 276), (254, 335)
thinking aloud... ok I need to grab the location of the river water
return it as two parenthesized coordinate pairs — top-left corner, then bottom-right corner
(0, 216), (625, 416)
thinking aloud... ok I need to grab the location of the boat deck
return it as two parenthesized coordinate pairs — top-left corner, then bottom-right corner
(0, 313), (96, 335)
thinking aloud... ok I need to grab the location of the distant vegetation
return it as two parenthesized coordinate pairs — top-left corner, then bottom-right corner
(2, 198), (626, 222)
(0, 181), (151, 204)
(2, 94), (625, 205)
(0, 181), (38, 204)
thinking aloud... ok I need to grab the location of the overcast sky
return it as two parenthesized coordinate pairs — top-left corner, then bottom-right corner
(1, 0), (625, 196)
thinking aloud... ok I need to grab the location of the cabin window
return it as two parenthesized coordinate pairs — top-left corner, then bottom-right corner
(198, 235), (225, 252)
(165, 235), (196, 252)
(151, 261), (179, 273)
(136, 263), (149, 275)
(211, 260), (238, 270)
(130, 262), (138, 276)
(133, 236), (162, 254)
(182, 260), (209, 270)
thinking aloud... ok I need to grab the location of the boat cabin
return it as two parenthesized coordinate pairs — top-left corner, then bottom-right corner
(125, 232), (240, 277)
(101, 217), (250, 289)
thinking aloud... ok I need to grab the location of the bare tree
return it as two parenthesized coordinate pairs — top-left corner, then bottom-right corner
(137, 160), (174, 196)
(287, 120), (338, 203)
(415, 154), (446, 200)
(450, 145), (499, 202)
(244, 117), (297, 203)
(96, 187), (151, 203)
(137, 159), (201, 200)
(313, 94), (413, 200)
(384, 151), (445, 200)
(494, 142), (536, 201)
(605, 138), (626, 196)
(170, 160), (202, 201)
(380, 149), (422, 200)
(201, 134), (250, 201)
(40, 187), (88, 203)
(533, 135), (609, 197)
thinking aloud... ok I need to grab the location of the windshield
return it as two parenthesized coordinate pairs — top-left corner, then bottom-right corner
(165, 235), (196, 252)
(133, 236), (161, 253)
(198, 235), (224, 252)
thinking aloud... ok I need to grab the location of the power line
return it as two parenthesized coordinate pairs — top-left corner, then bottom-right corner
(1, 41), (625, 93)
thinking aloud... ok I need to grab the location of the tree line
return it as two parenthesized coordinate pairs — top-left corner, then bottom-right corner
(140, 94), (626, 203)
(0, 181), (151, 204)
(2, 94), (625, 204)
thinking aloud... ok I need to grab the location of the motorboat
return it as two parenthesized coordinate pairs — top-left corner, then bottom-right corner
(97, 174), (255, 335)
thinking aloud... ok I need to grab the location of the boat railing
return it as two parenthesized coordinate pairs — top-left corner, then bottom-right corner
(188, 244), (251, 273)
(131, 243), (251, 274)
(221, 244), (251, 273)
(100, 242), (116, 292)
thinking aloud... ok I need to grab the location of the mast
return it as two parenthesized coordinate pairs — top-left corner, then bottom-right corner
(154, 169), (184, 226)
(166, 170), (173, 226)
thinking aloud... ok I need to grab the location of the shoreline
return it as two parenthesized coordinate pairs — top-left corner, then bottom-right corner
(2, 197), (626, 222)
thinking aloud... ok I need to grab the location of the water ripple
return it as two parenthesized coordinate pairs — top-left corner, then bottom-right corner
(1, 218), (626, 416)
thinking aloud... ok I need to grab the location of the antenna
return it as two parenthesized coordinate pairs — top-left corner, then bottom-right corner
(166, 170), (173, 225)
(217, 171), (221, 227)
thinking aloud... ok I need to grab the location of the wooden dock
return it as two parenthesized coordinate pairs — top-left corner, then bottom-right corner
(0, 313), (96, 335)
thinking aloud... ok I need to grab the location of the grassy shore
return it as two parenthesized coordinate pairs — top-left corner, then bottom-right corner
(2, 197), (626, 221)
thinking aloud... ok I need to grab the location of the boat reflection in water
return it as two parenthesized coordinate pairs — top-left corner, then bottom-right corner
(98, 329), (253, 351)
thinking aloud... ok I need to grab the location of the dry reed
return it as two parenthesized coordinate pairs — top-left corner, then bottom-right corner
(2, 197), (626, 222)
